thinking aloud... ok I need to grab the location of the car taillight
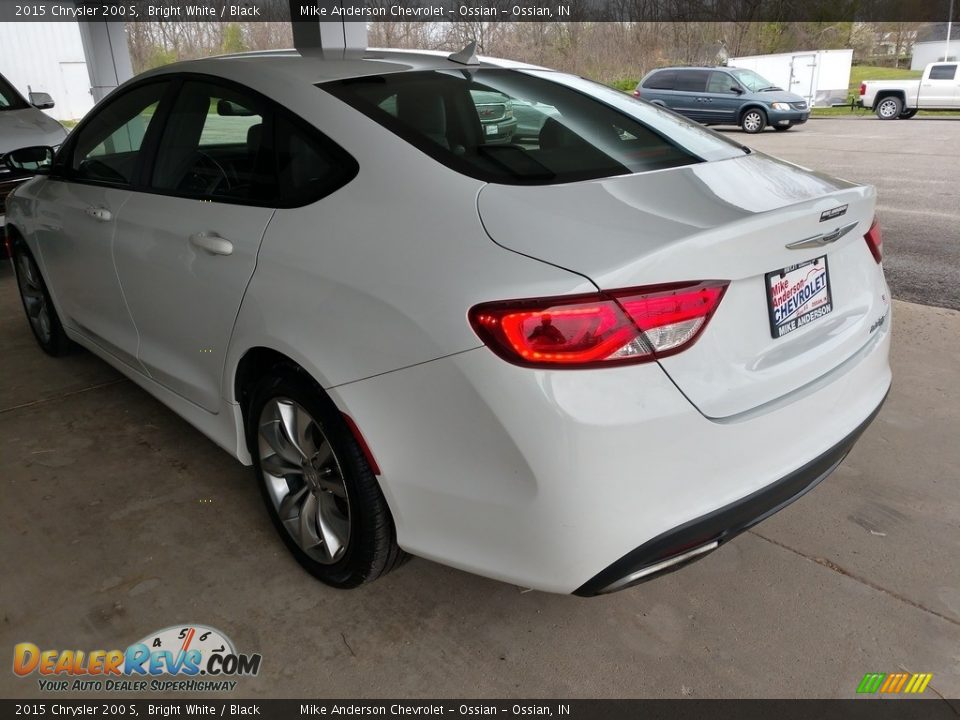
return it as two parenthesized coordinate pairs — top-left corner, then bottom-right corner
(859, 82), (866, 96)
(864, 218), (882, 263)
(632, 89), (641, 98)
(469, 281), (727, 369)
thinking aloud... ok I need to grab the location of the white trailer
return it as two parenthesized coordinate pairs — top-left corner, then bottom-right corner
(728, 49), (853, 107)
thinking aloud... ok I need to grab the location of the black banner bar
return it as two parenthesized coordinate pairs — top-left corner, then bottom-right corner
(0, 0), (958, 23)
(3, 699), (960, 720)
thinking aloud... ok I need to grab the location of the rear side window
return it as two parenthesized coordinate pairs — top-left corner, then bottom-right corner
(643, 70), (677, 90)
(324, 69), (707, 185)
(673, 70), (709, 92)
(928, 64), (957, 80)
(145, 78), (356, 207)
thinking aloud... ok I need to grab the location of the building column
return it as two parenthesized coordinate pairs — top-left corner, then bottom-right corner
(289, 1), (368, 56)
(76, 21), (133, 103)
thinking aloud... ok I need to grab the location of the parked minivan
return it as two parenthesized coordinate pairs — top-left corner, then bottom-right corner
(634, 66), (810, 133)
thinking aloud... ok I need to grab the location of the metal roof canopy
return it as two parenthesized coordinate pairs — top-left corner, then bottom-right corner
(76, 1), (368, 102)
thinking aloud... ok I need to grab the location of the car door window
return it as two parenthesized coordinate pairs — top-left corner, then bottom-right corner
(928, 65), (957, 80)
(70, 81), (168, 185)
(707, 72), (738, 94)
(674, 71), (709, 93)
(150, 81), (269, 202)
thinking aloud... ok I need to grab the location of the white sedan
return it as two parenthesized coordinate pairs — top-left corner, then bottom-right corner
(4, 49), (891, 595)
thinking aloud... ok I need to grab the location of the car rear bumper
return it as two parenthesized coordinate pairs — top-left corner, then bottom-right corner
(332, 307), (891, 594)
(574, 389), (887, 595)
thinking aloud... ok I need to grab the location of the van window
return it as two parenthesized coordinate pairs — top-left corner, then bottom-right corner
(643, 71), (677, 90)
(707, 72), (738, 94)
(673, 70), (709, 93)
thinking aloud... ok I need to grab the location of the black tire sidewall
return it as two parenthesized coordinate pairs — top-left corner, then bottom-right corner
(246, 368), (387, 588)
(11, 239), (71, 356)
(876, 97), (903, 119)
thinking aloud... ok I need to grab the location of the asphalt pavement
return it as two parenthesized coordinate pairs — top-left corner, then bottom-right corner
(739, 116), (960, 310)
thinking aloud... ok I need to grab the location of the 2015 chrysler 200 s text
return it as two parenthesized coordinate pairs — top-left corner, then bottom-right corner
(5, 48), (891, 595)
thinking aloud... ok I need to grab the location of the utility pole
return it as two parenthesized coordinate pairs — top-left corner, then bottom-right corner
(947, 0), (955, 61)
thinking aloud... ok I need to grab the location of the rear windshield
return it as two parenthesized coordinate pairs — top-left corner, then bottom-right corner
(322, 69), (745, 185)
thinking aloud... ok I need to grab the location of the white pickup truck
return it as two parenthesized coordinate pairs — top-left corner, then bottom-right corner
(859, 62), (960, 119)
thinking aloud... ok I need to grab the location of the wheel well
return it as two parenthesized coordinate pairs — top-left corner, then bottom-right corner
(874, 91), (905, 105)
(234, 347), (305, 417)
(738, 105), (767, 121)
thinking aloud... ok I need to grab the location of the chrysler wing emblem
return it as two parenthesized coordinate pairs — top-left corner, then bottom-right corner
(786, 222), (858, 250)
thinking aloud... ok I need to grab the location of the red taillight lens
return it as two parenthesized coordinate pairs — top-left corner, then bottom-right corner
(859, 82), (866, 96)
(469, 281), (727, 369)
(864, 219), (882, 263)
(632, 89), (641, 98)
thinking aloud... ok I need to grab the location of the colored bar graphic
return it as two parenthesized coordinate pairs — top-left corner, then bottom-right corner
(857, 672), (932, 694)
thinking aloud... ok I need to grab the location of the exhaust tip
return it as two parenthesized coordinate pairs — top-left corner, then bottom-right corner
(597, 540), (720, 594)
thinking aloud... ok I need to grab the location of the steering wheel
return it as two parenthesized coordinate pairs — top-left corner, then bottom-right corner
(177, 151), (232, 196)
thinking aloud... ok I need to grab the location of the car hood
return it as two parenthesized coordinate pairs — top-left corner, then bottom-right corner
(753, 89), (807, 104)
(0, 108), (66, 155)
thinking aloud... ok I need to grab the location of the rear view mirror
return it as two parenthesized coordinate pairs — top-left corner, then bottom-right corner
(3, 145), (55, 173)
(28, 92), (55, 110)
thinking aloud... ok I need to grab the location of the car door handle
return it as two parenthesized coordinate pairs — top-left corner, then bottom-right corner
(189, 232), (233, 256)
(85, 206), (112, 222)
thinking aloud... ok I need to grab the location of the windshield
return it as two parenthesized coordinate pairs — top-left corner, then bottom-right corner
(323, 69), (745, 185)
(0, 73), (28, 111)
(727, 68), (779, 92)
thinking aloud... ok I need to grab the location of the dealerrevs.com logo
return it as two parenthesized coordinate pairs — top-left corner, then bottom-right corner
(13, 624), (262, 692)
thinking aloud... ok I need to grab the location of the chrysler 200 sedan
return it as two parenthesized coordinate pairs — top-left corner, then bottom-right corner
(4, 49), (891, 595)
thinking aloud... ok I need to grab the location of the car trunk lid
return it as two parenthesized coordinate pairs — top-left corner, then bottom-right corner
(477, 153), (888, 418)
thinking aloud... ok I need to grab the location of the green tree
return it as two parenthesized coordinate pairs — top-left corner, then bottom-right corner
(221, 24), (246, 54)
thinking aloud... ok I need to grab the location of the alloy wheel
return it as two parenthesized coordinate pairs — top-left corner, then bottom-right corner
(258, 397), (351, 564)
(15, 252), (52, 344)
(878, 99), (899, 119)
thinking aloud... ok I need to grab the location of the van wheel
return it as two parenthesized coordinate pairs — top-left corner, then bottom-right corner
(11, 239), (73, 356)
(741, 109), (766, 134)
(876, 97), (903, 119)
(247, 367), (407, 588)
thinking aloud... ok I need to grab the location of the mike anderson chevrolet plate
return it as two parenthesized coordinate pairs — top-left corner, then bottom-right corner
(766, 256), (833, 339)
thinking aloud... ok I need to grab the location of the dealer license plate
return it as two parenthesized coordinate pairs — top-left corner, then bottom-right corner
(485, 124), (498, 136)
(765, 256), (833, 339)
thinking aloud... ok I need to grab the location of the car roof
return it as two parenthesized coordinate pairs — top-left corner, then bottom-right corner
(141, 48), (549, 85)
(650, 66), (729, 73)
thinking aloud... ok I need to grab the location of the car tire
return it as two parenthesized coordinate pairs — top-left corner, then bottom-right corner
(11, 237), (73, 357)
(740, 109), (767, 134)
(875, 96), (903, 120)
(247, 366), (407, 588)
(899, 109), (918, 119)
(774, 125), (793, 131)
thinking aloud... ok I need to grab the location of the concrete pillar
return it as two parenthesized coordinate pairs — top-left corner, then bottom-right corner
(290, 1), (368, 56)
(76, 20), (133, 103)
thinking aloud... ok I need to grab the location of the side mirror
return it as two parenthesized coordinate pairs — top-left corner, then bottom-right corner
(28, 91), (55, 110)
(730, 86), (744, 95)
(3, 145), (55, 173)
